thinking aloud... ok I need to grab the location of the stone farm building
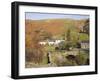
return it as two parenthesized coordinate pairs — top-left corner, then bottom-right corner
(80, 40), (89, 49)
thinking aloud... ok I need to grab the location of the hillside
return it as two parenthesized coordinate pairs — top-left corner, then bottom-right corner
(25, 19), (86, 36)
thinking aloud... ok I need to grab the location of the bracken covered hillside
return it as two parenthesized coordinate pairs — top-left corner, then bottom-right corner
(25, 19), (86, 36)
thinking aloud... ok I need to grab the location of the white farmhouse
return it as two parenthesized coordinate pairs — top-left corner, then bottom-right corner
(54, 40), (65, 45)
(39, 39), (65, 46)
(39, 41), (47, 45)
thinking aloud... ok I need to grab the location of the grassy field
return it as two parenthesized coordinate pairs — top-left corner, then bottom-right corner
(79, 33), (89, 41)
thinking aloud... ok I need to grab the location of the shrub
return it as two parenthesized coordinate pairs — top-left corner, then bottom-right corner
(58, 41), (73, 51)
(25, 49), (34, 62)
(75, 54), (87, 65)
(25, 48), (44, 64)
